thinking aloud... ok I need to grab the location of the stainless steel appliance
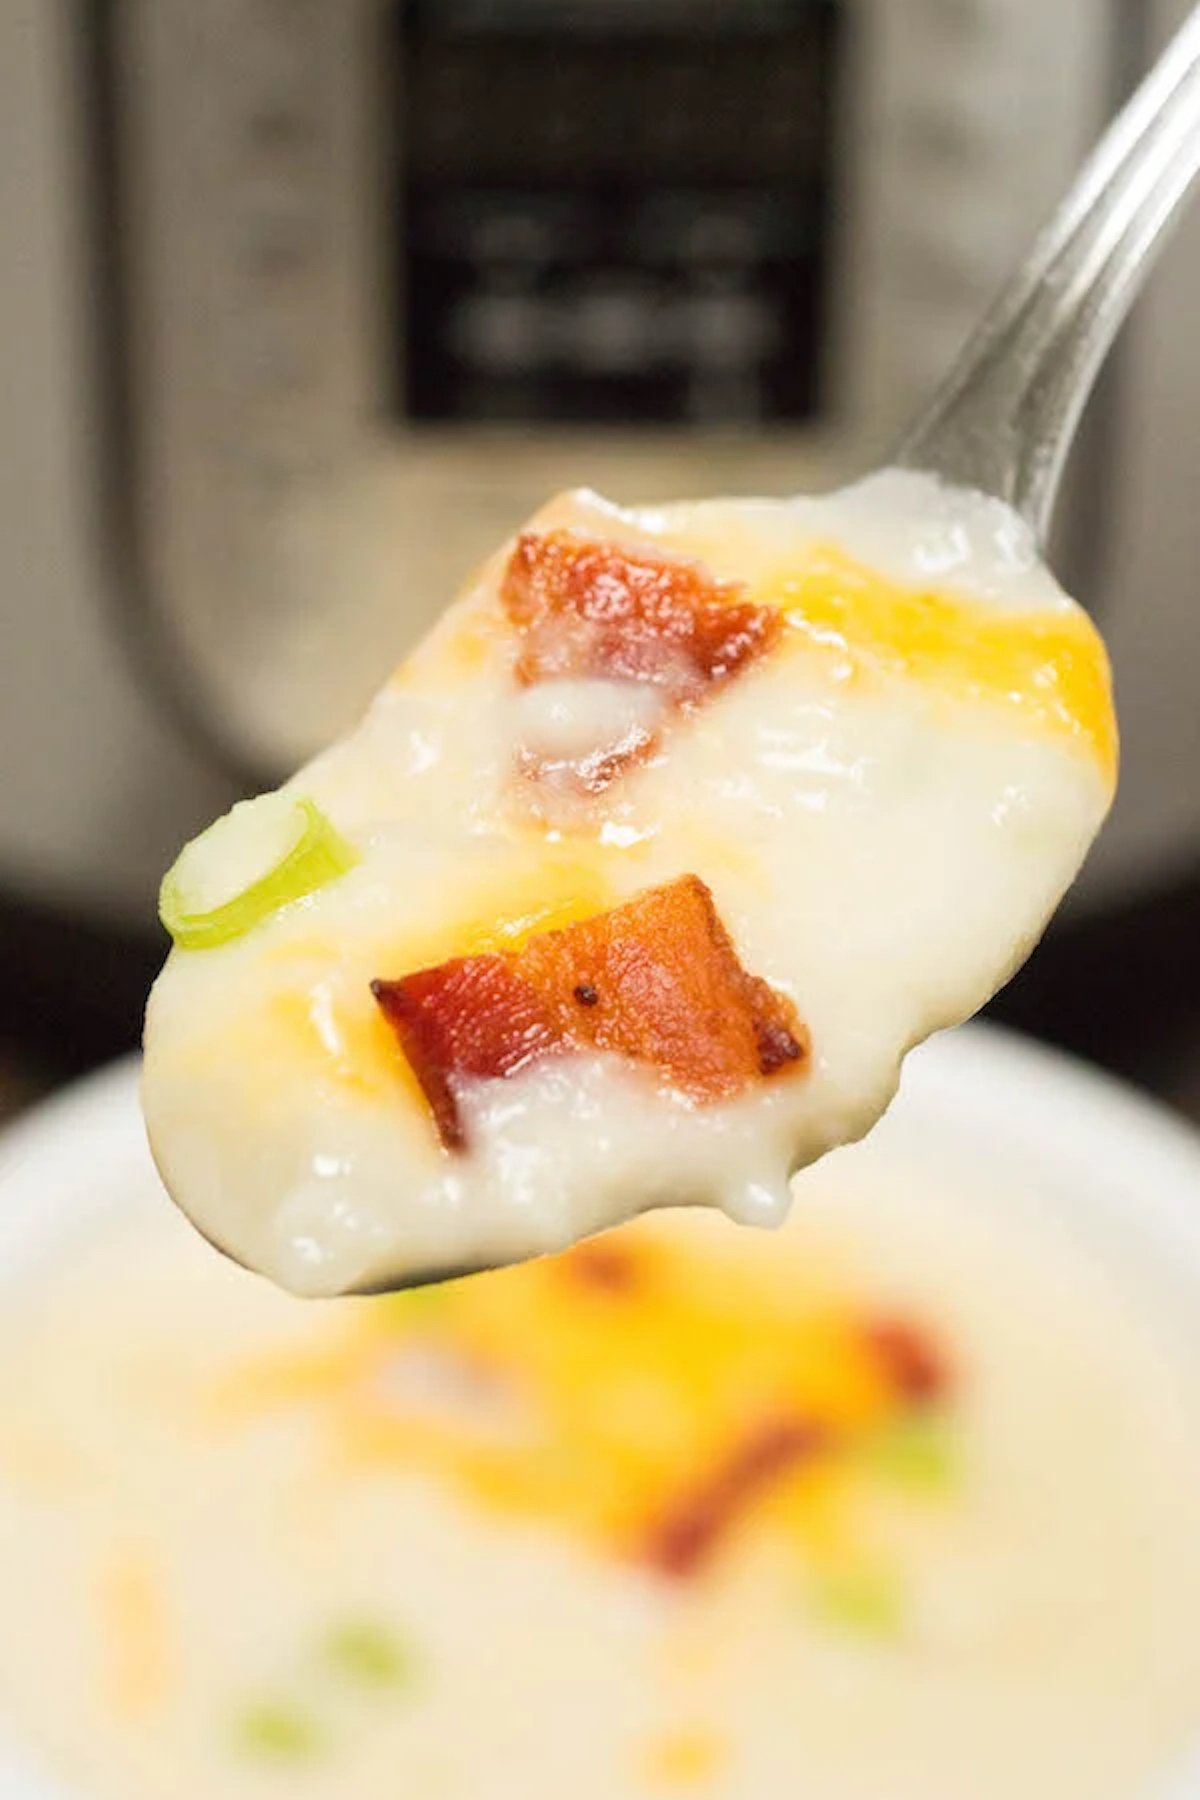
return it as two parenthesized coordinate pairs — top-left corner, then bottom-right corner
(96, 0), (1111, 774)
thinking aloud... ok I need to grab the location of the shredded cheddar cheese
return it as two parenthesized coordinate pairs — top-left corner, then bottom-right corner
(98, 1553), (174, 1722)
(772, 548), (1117, 783)
(211, 1220), (953, 1586)
(642, 1727), (727, 1789)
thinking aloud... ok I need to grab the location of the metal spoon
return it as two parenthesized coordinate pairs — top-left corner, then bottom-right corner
(369, 7), (1200, 1297)
(897, 1), (1200, 544)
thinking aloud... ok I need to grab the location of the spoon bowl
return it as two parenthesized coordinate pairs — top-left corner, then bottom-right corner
(364, 13), (1200, 1297)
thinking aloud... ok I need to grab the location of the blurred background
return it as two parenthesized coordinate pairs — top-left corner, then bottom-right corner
(2, 0), (1200, 1120)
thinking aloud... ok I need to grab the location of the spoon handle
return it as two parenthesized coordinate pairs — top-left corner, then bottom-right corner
(896, 5), (1200, 543)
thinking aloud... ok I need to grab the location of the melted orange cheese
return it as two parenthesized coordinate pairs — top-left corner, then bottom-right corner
(402, 530), (1117, 787)
(209, 1220), (949, 1576)
(770, 548), (1117, 784)
(177, 850), (620, 1110)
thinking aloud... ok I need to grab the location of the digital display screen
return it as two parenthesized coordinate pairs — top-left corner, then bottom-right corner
(395, 0), (841, 425)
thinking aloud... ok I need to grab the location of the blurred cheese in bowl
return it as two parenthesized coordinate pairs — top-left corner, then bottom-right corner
(2, 1029), (1200, 1800)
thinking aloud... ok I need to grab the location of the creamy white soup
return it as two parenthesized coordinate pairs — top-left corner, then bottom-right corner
(0, 1105), (1198, 1800)
(142, 470), (1116, 1296)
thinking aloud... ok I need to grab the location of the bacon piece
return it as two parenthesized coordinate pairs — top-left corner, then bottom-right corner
(372, 875), (809, 1150)
(503, 531), (781, 696)
(501, 533), (782, 791)
(370, 955), (563, 1149)
(863, 1318), (949, 1405)
(560, 1240), (640, 1294)
(643, 1417), (828, 1579)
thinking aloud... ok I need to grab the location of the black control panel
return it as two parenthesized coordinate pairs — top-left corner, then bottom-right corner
(395, 0), (841, 425)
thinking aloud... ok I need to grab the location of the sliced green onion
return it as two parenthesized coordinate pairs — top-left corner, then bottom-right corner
(810, 1566), (904, 1641)
(322, 1618), (414, 1689)
(159, 793), (358, 950)
(865, 1412), (957, 1495)
(231, 1699), (324, 1762)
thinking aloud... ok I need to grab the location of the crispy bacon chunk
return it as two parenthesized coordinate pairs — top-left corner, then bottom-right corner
(371, 874), (809, 1149)
(642, 1416), (828, 1578)
(501, 532), (782, 791)
(503, 530), (781, 696)
(863, 1318), (950, 1405)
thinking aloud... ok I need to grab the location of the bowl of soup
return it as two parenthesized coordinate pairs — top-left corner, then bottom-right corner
(0, 1024), (1199, 1799)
